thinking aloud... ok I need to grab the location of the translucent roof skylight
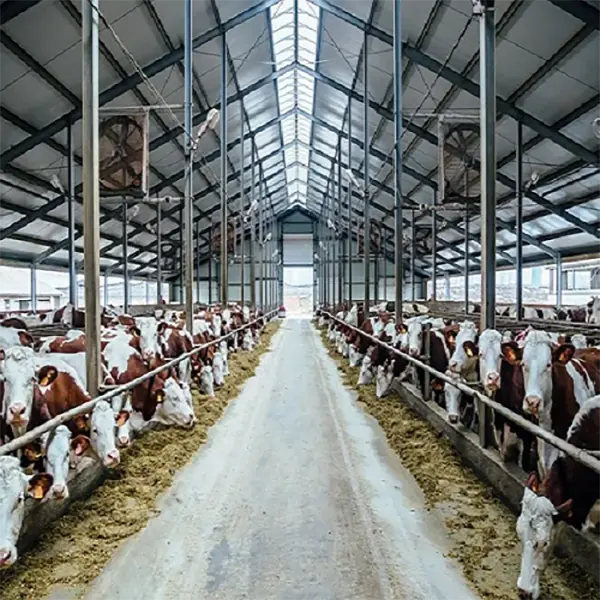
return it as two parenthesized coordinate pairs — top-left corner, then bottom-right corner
(270, 0), (320, 205)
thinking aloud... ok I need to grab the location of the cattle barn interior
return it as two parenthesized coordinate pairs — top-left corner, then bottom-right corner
(0, 0), (599, 599)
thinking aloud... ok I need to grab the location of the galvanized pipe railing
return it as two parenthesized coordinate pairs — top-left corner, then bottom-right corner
(0, 311), (277, 457)
(320, 311), (600, 475)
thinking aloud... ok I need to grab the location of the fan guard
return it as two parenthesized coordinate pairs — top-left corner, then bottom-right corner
(442, 123), (481, 205)
(98, 113), (149, 196)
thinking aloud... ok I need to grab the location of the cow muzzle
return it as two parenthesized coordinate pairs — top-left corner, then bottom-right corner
(118, 435), (131, 448)
(448, 361), (460, 373)
(409, 347), (419, 358)
(448, 414), (459, 424)
(485, 373), (500, 392)
(7, 403), (28, 425)
(0, 548), (15, 568)
(104, 449), (121, 468)
(52, 484), (69, 500)
(523, 396), (541, 417)
(517, 589), (533, 600)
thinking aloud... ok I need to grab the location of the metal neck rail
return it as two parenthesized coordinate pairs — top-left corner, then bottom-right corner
(320, 310), (600, 476)
(0, 310), (278, 457)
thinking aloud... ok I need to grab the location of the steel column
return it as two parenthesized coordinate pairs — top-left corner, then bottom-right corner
(347, 100), (353, 307)
(250, 148), (256, 309)
(220, 32), (228, 306)
(67, 121), (77, 306)
(82, 0), (101, 397)
(179, 207), (184, 300)
(393, 0), (403, 318)
(30, 264), (37, 312)
(464, 175), (469, 313)
(479, 0), (496, 333)
(156, 203), (162, 303)
(184, 0), (194, 330)
(195, 221), (200, 303)
(240, 113), (246, 305)
(259, 179), (264, 311)
(208, 220), (213, 305)
(410, 215), (416, 301)
(382, 230), (388, 300)
(556, 253), (563, 308)
(103, 271), (109, 306)
(363, 30), (370, 313)
(515, 121), (523, 319)
(123, 204), (129, 312)
(478, 0), (496, 451)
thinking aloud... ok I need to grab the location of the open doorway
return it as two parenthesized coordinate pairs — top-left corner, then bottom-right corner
(283, 267), (313, 316)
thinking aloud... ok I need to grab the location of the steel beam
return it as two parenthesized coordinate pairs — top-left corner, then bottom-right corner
(0, 0), (280, 168)
(0, 0), (42, 25)
(547, 0), (600, 30)
(308, 0), (598, 166)
(394, 0), (403, 320)
(82, 0), (101, 398)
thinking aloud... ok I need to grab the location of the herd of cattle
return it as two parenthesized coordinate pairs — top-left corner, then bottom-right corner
(318, 300), (600, 600)
(0, 303), (267, 569)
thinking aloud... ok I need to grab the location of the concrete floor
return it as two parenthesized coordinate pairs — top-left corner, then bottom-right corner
(81, 319), (478, 600)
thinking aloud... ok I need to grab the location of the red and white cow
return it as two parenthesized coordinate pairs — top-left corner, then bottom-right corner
(0, 456), (53, 568)
(516, 397), (600, 600)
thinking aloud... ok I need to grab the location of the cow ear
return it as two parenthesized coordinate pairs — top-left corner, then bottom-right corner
(463, 341), (478, 358)
(154, 389), (164, 404)
(431, 380), (444, 392)
(23, 443), (45, 461)
(18, 331), (34, 347)
(553, 344), (575, 365)
(38, 365), (58, 386)
(552, 498), (573, 523)
(71, 435), (90, 456)
(129, 326), (141, 337)
(525, 471), (539, 493)
(73, 414), (89, 433)
(115, 410), (130, 427)
(27, 473), (53, 500)
(157, 322), (168, 334)
(501, 342), (522, 365)
(0, 348), (5, 361)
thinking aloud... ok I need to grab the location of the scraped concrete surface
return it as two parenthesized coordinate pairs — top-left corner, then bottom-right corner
(82, 319), (478, 600)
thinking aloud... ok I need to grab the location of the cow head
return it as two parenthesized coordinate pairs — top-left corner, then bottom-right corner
(199, 364), (215, 397)
(477, 329), (503, 394)
(90, 400), (121, 468)
(516, 472), (572, 600)
(406, 317), (426, 358)
(111, 393), (133, 448)
(42, 425), (72, 500)
(0, 456), (52, 568)
(587, 296), (600, 324)
(570, 334), (587, 350)
(521, 331), (553, 418)
(242, 330), (254, 351)
(444, 380), (461, 424)
(153, 378), (196, 428)
(348, 344), (362, 367)
(357, 354), (373, 386)
(1, 346), (36, 435)
(212, 350), (225, 387)
(375, 363), (394, 398)
(135, 317), (162, 360)
(447, 321), (478, 374)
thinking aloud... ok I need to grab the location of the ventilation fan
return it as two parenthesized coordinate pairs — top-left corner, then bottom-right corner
(98, 114), (148, 196)
(442, 123), (481, 205)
